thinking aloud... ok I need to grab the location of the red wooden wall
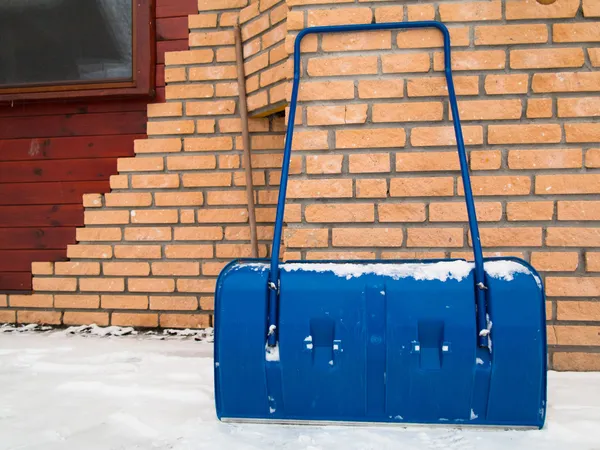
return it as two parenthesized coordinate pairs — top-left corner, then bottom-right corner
(0, 0), (197, 292)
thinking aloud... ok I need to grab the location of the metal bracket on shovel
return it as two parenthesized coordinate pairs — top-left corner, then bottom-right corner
(266, 21), (489, 350)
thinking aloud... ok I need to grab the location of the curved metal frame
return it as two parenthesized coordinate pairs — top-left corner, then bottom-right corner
(267, 21), (488, 349)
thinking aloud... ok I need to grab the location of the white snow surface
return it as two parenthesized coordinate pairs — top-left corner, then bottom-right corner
(282, 261), (475, 282)
(483, 260), (532, 281)
(1, 332), (600, 450)
(479, 314), (493, 338)
(1, 323), (215, 342)
(278, 260), (535, 284)
(64, 324), (138, 336)
(265, 343), (280, 362)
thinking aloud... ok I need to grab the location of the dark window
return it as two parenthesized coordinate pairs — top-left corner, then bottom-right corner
(0, 0), (154, 102)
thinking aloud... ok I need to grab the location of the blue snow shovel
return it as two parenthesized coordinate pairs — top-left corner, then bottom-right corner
(214, 21), (547, 429)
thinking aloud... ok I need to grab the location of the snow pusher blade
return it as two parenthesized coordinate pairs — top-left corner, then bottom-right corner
(214, 21), (547, 429)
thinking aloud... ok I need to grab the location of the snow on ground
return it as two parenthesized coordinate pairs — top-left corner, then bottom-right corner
(1, 330), (599, 450)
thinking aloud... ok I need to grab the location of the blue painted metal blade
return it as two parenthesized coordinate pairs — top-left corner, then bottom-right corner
(214, 259), (547, 428)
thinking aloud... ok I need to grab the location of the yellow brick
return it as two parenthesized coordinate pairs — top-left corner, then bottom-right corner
(440, 0), (502, 21)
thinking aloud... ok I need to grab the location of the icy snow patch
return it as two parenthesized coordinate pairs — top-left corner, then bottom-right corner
(64, 324), (137, 337)
(281, 261), (474, 282)
(241, 262), (269, 271)
(306, 335), (315, 350)
(241, 260), (537, 286)
(476, 358), (484, 365)
(479, 314), (493, 338)
(471, 409), (479, 420)
(0, 324), (49, 333)
(163, 328), (214, 342)
(7, 324), (215, 341)
(265, 343), (280, 362)
(483, 260), (531, 281)
(164, 328), (203, 337)
(483, 313), (494, 353)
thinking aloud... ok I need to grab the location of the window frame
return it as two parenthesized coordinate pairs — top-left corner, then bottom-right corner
(0, 0), (155, 103)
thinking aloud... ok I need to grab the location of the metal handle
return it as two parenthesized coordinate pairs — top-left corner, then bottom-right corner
(267, 21), (488, 349)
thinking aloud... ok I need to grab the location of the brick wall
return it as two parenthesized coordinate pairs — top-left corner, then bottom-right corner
(240, 0), (289, 115)
(1, 0), (600, 371)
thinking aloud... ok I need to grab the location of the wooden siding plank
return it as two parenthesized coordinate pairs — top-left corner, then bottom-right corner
(0, 228), (76, 250)
(157, 17), (190, 41)
(156, 65), (166, 88)
(0, 205), (84, 228)
(0, 111), (147, 139)
(0, 272), (34, 291)
(0, 135), (139, 162)
(0, 100), (147, 118)
(156, 0), (198, 18)
(0, 158), (117, 183)
(0, 181), (109, 205)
